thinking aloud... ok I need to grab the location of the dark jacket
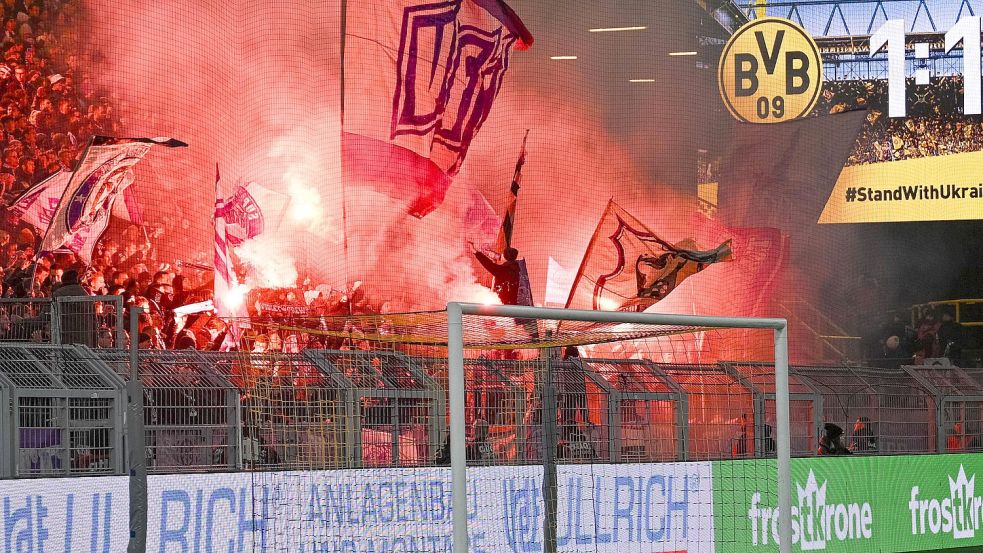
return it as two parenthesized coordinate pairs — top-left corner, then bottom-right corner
(818, 423), (852, 456)
(474, 252), (520, 305)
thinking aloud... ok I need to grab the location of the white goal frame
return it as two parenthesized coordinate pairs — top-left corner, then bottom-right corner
(447, 302), (792, 553)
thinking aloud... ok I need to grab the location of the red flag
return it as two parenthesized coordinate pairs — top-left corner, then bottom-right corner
(343, 0), (531, 218)
(566, 200), (732, 311)
(121, 186), (144, 224)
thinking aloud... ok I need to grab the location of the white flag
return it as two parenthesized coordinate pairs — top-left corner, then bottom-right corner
(545, 256), (575, 307)
(39, 136), (186, 263)
(9, 171), (70, 232)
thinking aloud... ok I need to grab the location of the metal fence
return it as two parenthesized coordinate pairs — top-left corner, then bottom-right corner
(4, 344), (983, 478)
(0, 344), (126, 478)
(0, 296), (125, 347)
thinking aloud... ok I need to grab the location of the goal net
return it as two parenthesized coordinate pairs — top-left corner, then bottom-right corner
(217, 304), (790, 553)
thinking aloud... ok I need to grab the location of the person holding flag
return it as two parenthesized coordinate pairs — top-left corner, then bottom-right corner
(473, 130), (533, 307)
(474, 246), (521, 305)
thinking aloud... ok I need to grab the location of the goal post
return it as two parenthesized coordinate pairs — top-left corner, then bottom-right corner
(446, 302), (792, 553)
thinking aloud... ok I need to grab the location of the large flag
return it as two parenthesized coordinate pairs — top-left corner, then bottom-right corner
(38, 136), (187, 263)
(9, 171), (71, 232)
(214, 165), (237, 315)
(343, 0), (532, 218)
(566, 200), (733, 311)
(494, 129), (529, 253)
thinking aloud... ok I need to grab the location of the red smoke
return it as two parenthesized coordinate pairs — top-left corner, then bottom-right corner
(79, 0), (786, 344)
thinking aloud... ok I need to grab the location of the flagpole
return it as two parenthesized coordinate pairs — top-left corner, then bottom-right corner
(339, 0), (350, 287)
(508, 129), (530, 250)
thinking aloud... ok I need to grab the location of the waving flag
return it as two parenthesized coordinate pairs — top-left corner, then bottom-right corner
(343, 0), (532, 218)
(566, 200), (732, 311)
(9, 171), (70, 232)
(213, 166), (253, 349)
(214, 165), (236, 312)
(38, 136), (187, 263)
(494, 129), (529, 253)
(214, 181), (289, 248)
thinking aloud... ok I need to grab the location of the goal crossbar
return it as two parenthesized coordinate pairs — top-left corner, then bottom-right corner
(446, 302), (792, 553)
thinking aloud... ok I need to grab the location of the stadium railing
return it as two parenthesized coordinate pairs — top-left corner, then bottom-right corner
(0, 296), (125, 348)
(4, 344), (983, 478)
(0, 344), (127, 478)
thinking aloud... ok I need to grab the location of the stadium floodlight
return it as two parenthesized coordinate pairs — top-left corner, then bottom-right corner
(447, 302), (792, 553)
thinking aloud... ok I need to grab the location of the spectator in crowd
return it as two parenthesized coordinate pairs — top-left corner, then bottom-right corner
(434, 419), (496, 465)
(873, 335), (913, 370)
(915, 309), (942, 359)
(818, 423), (851, 456)
(466, 418), (494, 464)
(241, 426), (262, 469)
(937, 307), (964, 363)
(849, 416), (878, 453)
(557, 345), (588, 430)
(558, 422), (596, 462)
(52, 267), (95, 346)
(947, 421), (974, 452)
(434, 434), (451, 466)
(759, 423), (776, 457)
(732, 413), (749, 458)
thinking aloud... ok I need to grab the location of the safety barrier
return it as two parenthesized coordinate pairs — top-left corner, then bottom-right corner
(1, 344), (983, 478)
(0, 296), (125, 347)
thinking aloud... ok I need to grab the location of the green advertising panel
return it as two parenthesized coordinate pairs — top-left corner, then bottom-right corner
(713, 453), (983, 552)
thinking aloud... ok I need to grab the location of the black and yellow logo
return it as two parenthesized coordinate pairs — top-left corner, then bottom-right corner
(718, 17), (823, 123)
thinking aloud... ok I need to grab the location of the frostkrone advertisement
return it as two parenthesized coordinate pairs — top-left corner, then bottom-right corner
(0, 462), (713, 553)
(713, 453), (983, 552)
(9, 455), (983, 552)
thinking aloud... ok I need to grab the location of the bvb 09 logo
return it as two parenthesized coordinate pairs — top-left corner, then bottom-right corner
(718, 17), (823, 123)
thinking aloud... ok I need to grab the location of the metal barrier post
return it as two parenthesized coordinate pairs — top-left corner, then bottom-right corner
(50, 298), (61, 346)
(542, 350), (558, 553)
(228, 389), (243, 470)
(127, 307), (147, 553)
(115, 296), (126, 349)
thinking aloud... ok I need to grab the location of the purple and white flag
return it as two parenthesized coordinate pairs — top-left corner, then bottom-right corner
(38, 136), (186, 263)
(10, 171), (70, 232)
(343, 0), (532, 217)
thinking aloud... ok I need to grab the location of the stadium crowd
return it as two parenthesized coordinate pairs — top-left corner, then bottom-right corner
(0, 0), (398, 349)
(864, 305), (966, 369)
(0, 0), (123, 293)
(0, 0), (976, 369)
(817, 76), (983, 165)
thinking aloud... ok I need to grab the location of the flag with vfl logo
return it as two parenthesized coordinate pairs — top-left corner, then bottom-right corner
(38, 136), (186, 263)
(343, 0), (532, 218)
(213, 165), (251, 350)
